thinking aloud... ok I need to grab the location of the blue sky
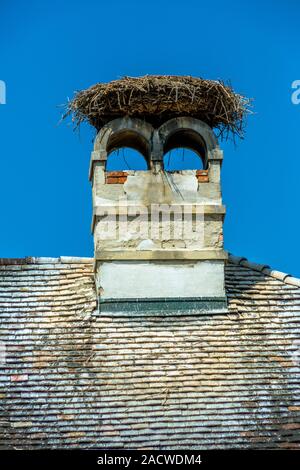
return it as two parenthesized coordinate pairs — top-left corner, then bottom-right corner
(0, 0), (300, 276)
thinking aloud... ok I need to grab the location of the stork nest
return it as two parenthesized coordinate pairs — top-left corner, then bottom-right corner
(65, 75), (252, 140)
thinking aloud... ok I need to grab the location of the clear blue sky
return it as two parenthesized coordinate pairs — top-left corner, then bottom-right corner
(1, 0), (300, 276)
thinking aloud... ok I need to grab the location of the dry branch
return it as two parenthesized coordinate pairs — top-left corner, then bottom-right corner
(64, 75), (252, 140)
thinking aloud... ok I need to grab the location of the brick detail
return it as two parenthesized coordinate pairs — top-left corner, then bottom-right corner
(196, 170), (209, 183)
(105, 171), (128, 184)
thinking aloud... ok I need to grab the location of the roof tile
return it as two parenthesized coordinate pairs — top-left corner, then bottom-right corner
(0, 256), (299, 449)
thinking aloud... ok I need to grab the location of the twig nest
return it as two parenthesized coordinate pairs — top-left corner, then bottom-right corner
(65, 75), (252, 140)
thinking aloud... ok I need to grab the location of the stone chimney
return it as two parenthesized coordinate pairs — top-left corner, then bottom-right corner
(90, 115), (227, 312)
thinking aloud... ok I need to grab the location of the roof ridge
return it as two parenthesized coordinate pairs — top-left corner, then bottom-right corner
(1, 254), (299, 288)
(228, 253), (300, 287)
(0, 256), (94, 265)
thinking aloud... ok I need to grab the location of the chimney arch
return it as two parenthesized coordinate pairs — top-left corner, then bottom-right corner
(93, 117), (153, 168)
(158, 117), (219, 169)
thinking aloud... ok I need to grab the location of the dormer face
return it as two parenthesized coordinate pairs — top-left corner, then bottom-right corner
(90, 117), (227, 312)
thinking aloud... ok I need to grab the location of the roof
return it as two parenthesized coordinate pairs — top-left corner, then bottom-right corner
(0, 255), (299, 449)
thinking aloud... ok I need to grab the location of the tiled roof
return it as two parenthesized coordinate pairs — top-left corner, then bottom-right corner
(0, 255), (299, 449)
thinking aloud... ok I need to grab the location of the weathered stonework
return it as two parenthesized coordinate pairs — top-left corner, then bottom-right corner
(90, 117), (227, 304)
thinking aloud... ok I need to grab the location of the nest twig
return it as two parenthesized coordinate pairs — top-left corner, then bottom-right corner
(64, 75), (252, 140)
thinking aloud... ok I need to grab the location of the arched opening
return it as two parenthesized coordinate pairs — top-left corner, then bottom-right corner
(163, 129), (206, 171)
(106, 147), (148, 171)
(106, 129), (149, 171)
(163, 148), (203, 171)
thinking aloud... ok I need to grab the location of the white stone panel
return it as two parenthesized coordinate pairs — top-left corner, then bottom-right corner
(99, 260), (225, 299)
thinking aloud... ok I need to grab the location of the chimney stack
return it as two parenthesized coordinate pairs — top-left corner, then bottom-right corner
(90, 114), (227, 312)
(67, 76), (250, 313)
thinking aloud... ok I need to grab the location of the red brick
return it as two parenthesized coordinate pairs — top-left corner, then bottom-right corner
(105, 177), (117, 184)
(105, 175), (128, 184)
(106, 171), (128, 177)
(196, 169), (209, 182)
(197, 176), (209, 182)
(116, 176), (127, 184)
